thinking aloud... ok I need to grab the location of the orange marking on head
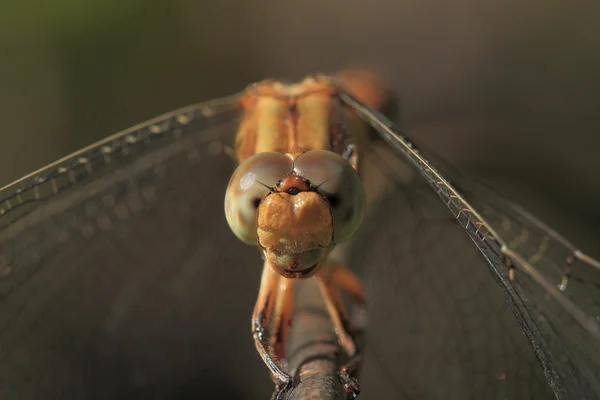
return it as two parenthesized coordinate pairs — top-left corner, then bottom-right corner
(276, 174), (310, 193)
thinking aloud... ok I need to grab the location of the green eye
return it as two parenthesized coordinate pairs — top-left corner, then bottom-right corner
(224, 152), (293, 245)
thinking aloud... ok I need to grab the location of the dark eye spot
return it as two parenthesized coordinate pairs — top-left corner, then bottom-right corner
(326, 194), (341, 208)
(252, 198), (261, 208)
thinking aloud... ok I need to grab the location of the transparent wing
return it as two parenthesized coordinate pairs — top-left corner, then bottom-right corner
(0, 95), (280, 399)
(2, 89), (598, 400)
(339, 91), (600, 399)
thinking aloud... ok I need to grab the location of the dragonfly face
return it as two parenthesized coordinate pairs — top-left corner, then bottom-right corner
(225, 150), (365, 278)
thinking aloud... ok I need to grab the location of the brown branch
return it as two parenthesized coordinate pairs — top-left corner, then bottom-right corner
(277, 279), (348, 400)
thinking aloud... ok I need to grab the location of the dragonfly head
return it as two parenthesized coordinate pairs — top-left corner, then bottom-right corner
(256, 187), (334, 278)
(225, 150), (365, 278)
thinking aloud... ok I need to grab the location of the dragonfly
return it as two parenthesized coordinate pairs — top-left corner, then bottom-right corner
(0, 70), (598, 400)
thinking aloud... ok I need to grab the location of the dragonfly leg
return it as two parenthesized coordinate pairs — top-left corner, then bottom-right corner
(322, 260), (367, 329)
(316, 267), (362, 398)
(270, 274), (296, 362)
(328, 262), (365, 307)
(252, 262), (295, 397)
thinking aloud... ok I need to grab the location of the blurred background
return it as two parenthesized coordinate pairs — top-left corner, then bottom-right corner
(0, 1), (598, 262)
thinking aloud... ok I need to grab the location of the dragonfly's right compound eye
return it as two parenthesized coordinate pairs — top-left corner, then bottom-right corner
(225, 152), (293, 245)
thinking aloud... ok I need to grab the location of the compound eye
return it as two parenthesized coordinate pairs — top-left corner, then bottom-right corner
(225, 152), (293, 244)
(293, 150), (365, 243)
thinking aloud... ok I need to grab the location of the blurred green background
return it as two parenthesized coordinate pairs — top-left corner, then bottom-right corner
(0, 0), (598, 251)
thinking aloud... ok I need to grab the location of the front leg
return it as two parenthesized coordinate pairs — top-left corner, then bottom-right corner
(270, 272), (296, 363)
(316, 263), (364, 398)
(325, 261), (365, 309)
(252, 261), (296, 398)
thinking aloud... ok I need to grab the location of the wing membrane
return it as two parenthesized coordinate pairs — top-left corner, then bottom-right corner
(457, 178), (600, 397)
(346, 156), (556, 399)
(0, 94), (243, 228)
(1, 84), (598, 399)
(339, 90), (600, 398)
(0, 94), (243, 298)
(0, 94), (284, 399)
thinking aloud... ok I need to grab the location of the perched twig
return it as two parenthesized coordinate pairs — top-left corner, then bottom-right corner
(278, 279), (347, 400)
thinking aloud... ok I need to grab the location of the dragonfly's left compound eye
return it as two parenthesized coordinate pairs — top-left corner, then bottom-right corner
(294, 150), (366, 243)
(225, 152), (293, 245)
